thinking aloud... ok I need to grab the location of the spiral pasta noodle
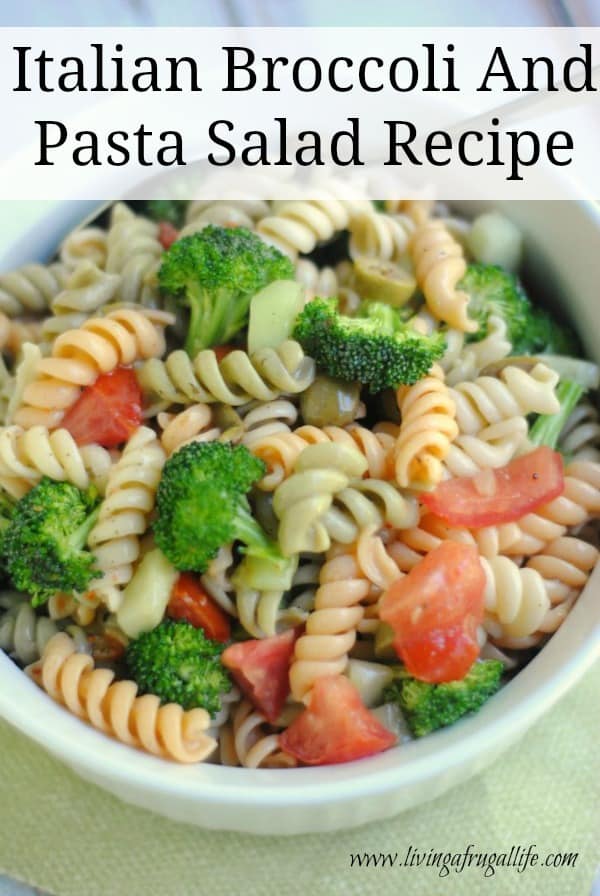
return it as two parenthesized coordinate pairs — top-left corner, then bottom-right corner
(289, 547), (371, 702)
(559, 402), (600, 462)
(157, 404), (220, 455)
(394, 364), (458, 489)
(51, 261), (121, 317)
(251, 422), (396, 491)
(235, 556), (320, 639)
(137, 340), (315, 409)
(181, 199), (270, 237)
(239, 399), (299, 451)
(410, 217), (477, 333)
(295, 258), (338, 299)
(0, 593), (59, 665)
(450, 362), (560, 435)
(59, 227), (109, 271)
(480, 555), (550, 643)
(105, 203), (163, 306)
(87, 427), (166, 611)
(200, 545), (237, 617)
(0, 262), (70, 317)
(27, 633), (216, 762)
(273, 439), (413, 554)
(0, 424), (113, 499)
(256, 198), (350, 258)
(219, 699), (297, 768)
(487, 460), (600, 557)
(348, 210), (415, 262)
(0, 312), (44, 359)
(14, 307), (173, 429)
(443, 417), (529, 480)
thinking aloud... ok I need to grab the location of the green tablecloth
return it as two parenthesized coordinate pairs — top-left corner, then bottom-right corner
(0, 660), (598, 896)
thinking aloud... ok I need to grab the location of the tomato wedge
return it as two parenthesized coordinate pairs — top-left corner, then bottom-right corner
(379, 542), (485, 683)
(279, 675), (396, 766)
(421, 446), (564, 528)
(158, 221), (179, 249)
(61, 367), (143, 448)
(222, 628), (300, 723)
(168, 573), (231, 643)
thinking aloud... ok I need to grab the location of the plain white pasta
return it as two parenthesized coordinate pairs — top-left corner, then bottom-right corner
(256, 198), (351, 258)
(559, 402), (600, 462)
(480, 556), (550, 642)
(181, 199), (270, 237)
(0, 424), (112, 499)
(450, 363), (560, 435)
(348, 210), (415, 262)
(59, 227), (109, 271)
(443, 417), (529, 479)
(87, 427), (166, 612)
(294, 258), (338, 299)
(220, 699), (297, 768)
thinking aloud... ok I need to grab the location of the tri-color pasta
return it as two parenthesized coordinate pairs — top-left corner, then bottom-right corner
(0, 198), (597, 769)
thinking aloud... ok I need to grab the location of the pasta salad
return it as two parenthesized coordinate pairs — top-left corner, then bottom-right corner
(0, 197), (598, 768)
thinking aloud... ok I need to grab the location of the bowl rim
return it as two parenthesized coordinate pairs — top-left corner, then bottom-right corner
(0, 198), (599, 810)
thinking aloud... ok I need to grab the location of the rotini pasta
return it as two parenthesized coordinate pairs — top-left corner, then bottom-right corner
(250, 422), (395, 491)
(219, 698), (297, 768)
(51, 261), (121, 316)
(157, 404), (220, 455)
(0, 424), (113, 499)
(59, 227), (109, 271)
(256, 198), (350, 258)
(14, 307), (173, 429)
(395, 363), (458, 489)
(105, 203), (163, 306)
(410, 217), (477, 332)
(0, 261), (70, 317)
(137, 340), (315, 408)
(559, 401), (600, 462)
(450, 362), (560, 435)
(289, 546), (371, 702)
(348, 210), (415, 262)
(28, 633), (216, 762)
(87, 427), (166, 611)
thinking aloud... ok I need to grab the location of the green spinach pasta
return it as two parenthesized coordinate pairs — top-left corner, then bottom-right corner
(0, 198), (598, 768)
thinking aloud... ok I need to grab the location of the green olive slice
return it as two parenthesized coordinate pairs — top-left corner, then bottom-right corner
(354, 256), (417, 307)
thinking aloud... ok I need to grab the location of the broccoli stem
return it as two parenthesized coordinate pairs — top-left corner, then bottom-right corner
(65, 504), (101, 554)
(529, 380), (584, 451)
(233, 502), (287, 568)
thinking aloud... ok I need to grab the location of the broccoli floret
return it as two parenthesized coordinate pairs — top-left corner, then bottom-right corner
(293, 298), (446, 393)
(460, 263), (580, 356)
(460, 264), (531, 345)
(514, 307), (580, 356)
(383, 660), (504, 738)
(144, 199), (188, 228)
(529, 380), (584, 451)
(154, 441), (286, 574)
(0, 490), (15, 582)
(158, 225), (294, 357)
(3, 478), (100, 608)
(125, 619), (231, 717)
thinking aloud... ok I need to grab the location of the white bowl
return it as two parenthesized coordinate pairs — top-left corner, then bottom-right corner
(0, 200), (599, 835)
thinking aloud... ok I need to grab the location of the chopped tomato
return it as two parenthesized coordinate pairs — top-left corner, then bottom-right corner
(61, 367), (142, 448)
(279, 676), (396, 766)
(379, 542), (485, 683)
(222, 628), (299, 723)
(168, 573), (231, 643)
(421, 446), (564, 528)
(158, 221), (179, 249)
(213, 344), (234, 362)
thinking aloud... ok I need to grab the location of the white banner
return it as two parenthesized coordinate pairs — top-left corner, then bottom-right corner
(0, 27), (599, 199)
